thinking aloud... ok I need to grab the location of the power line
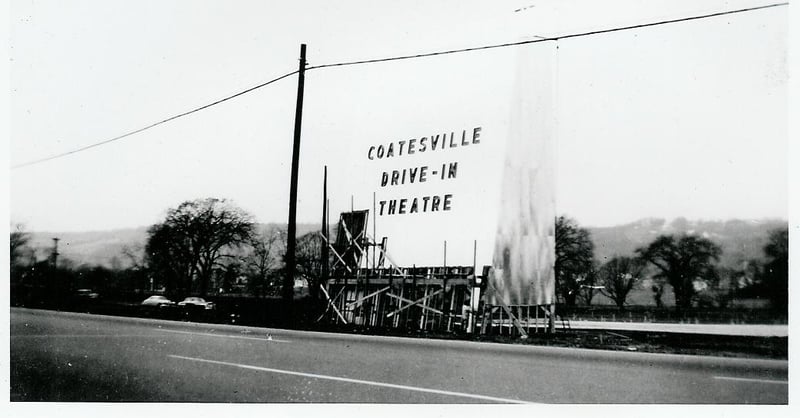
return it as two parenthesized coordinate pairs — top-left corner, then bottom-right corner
(307, 2), (787, 70)
(557, 2), (786, 41)
(12, 70), (299, 169)
(12, 1), (786, 169)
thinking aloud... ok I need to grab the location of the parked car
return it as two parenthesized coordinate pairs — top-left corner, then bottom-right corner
(73, 288), (100, 311)
(75, 288), (100, 299)
(178, 297), (215, 310)
(141, 295), (175, 308)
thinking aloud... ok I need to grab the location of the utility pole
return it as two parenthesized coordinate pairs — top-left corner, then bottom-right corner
(51, 238), (60, 268)
(284, 44), (307, 324)
(320, 166), (329, 299)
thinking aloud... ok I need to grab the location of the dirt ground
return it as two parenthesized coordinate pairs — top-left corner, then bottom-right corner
(475, 329), (788, 359)
(347, 326), (789, 360)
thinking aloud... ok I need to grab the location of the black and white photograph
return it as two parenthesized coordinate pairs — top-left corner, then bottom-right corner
(4, 0), (793, 413)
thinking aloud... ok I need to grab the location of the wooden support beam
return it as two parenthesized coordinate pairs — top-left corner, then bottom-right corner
(320, 285), (347, 324)
(498, 305), (504, 335)
(377, 247), (405, 276)
(315, 285), (346, 322)
(346, 286), (390, 309)
(524, 306), (529, 332)
(498, 304), (528, 338)
(366, 233), (405, 276)
(340, 218), (367, 267)
(479, 305), (491, 335)
(377, 237), (387, 267)
(537, 304), (558, 333)
(420, 285), (429, 329)
(394, 284), (403, 328)
(386, 290), (444, 318)
(340, 217), (355, 241)
(333, 286), (347, 323)
(372, 292), (381, 326)
(318, 232), (352, 273)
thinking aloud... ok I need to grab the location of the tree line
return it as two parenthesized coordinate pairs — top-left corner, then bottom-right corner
(10, 199), (788, 315)
(10, 198), (327, 306)
(554, 216), (788, 312)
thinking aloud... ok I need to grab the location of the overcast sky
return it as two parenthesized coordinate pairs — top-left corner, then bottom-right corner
(9, 0), (788, 232)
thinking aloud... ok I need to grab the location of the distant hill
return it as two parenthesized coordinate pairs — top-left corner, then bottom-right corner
(27, 223), (322, 269)
(25, 217), (786, 273)
(27, 227), (150, 269)
(588, 217), (787, 269)
(584, 217), (787, 307)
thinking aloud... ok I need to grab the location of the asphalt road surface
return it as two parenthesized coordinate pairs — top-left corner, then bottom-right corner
(10, 308), (788, 403)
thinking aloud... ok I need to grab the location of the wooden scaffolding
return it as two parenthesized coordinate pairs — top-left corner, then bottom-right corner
(317, 210), (558, 335)
(323, 266), (472, 332)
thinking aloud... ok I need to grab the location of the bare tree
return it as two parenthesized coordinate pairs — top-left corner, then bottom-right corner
(599, 256), (646, 309)
(121, 244), (147, 270)
(145, 198), (254, 298)
(651, 283), (665, 308)
(555, 216), (595, 306)
(762, 227), (788, 311)
(295, 231), (326, 301)
(576, 263), (600, 306)
(119, 243), (151, 294)
(636, 234), (721, 310)
(10, 224), (30, 268)
(10, 224), (31, 290)
(245, 226), (284, 298)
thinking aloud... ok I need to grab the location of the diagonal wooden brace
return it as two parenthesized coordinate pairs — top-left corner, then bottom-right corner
(340, 218), (367, 267)
(365, 233), (405, 276)
(318, 232), (352, 273)
(316, 285), (348, 322)
(346, 286), (390, 310)
(386, 290), (444, 318)
(498, 304), (528, 338)
(320, 285), (348, 324)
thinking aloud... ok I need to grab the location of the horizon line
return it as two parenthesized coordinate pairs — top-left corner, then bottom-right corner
(17, 215), (789, 235)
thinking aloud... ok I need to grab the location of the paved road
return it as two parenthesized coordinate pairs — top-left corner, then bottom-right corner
(10, 308), (787, 403)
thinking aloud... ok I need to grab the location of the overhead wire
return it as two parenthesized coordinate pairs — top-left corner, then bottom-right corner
(11, 1), (787, 170)
(12, 70), (299, 169)
(306, 2), (787, 70)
